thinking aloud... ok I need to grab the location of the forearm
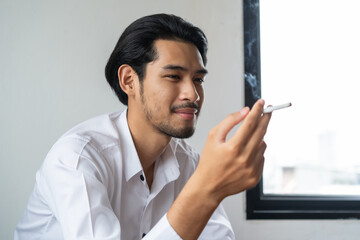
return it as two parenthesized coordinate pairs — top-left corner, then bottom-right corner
(167, 171), (221, 240)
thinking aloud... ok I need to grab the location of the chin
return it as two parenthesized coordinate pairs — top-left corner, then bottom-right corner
(174, 129), (195, 139)
(159, 125), (196, 139)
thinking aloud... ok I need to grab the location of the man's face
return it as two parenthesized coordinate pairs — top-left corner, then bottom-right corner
(139, 39), (207, 138)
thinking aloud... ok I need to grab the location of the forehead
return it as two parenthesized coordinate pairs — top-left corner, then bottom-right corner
(150, 39), (205, 69)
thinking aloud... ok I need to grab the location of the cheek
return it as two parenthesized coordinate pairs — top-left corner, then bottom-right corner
(146, 86), (174, 111)
(152, 83), (178, 102)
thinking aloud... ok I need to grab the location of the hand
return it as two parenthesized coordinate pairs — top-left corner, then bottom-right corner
(195, 99), (272, 203)
(166, 99), (271, 239)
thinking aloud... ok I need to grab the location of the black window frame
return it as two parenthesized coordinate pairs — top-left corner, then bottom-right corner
(243, 0), (360, 220)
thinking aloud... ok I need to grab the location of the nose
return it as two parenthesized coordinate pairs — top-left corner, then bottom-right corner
(179, 78), (200, 103)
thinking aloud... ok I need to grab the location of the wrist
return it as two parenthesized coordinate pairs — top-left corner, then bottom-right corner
(188, 170), (224, 207)
(167, 172), (221, 239)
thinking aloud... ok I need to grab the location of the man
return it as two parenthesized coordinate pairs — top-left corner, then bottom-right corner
(15, 14), (271, 239)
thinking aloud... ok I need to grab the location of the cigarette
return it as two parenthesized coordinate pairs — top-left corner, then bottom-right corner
(263, 102), (292, 114)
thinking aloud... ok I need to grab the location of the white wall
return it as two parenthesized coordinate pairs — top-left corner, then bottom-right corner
(1, 0), (359, 239)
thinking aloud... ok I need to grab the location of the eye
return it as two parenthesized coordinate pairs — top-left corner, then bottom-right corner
(194, 78), (204, 84)
(166, 75), (181, 80)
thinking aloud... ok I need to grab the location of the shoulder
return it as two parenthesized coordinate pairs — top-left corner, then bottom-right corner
(60, 111), (123, 151)
(41, 111), (125, 179)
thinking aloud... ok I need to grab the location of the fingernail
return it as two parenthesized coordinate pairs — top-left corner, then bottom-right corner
(258, 99), (265, 105)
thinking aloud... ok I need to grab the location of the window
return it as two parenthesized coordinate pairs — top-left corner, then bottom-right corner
(244, 0), (360, 219)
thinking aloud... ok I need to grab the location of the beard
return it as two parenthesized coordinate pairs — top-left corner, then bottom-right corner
(140, 85), (199, 139)
(151, 119), (196, 138)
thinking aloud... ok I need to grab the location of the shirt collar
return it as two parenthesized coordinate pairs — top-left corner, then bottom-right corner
(157, 139), (180, 180)
(117, 109), (143, 182)
(150, 139), (180, 196)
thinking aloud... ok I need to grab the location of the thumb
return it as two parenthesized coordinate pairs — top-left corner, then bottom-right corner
(215, 107), (249, 142)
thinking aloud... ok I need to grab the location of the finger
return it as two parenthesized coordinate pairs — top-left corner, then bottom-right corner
(245, 140), (267, 167)
(249, 141), (267, 182)
(254, 156), (265, 186)
(229, 99), (265, 145)
(243, 112), (271, 156)
(253, 141), (267, 162)
(215, 107), (249, 142)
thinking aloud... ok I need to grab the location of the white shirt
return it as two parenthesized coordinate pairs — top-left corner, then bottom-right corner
(15, 110), (235, 240)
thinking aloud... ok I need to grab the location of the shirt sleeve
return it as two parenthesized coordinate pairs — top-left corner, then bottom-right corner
(198, 203), (235, 240)
(39, 137), (121, 239)
(142, 214), (182, 239)
(143, 204), (235, 240)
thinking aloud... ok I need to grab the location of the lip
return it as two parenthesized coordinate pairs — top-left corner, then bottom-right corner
(174, 108), (198, 120)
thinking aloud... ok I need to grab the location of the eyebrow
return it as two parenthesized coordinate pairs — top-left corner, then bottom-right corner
(162, 64), (208, 75)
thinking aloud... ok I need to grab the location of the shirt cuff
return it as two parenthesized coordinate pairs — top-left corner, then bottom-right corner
(143, 214), (182, 240)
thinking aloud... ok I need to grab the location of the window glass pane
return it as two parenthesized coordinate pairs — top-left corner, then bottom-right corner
(261, 0), (360, 196)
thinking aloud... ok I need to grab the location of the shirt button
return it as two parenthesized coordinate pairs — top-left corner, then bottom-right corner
(140, 174), (145, 181)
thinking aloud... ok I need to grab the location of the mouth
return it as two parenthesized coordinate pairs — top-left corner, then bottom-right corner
(173, 107), (199, 120)
(171, 102), (200, 120)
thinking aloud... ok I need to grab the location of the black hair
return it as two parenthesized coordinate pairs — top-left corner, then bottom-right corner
(105, 13), (208, 105)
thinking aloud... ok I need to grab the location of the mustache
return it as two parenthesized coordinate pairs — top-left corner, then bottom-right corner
(171, 102), (200, 112)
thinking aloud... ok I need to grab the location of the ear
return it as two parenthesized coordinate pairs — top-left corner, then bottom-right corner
(118, 64), (137, 98)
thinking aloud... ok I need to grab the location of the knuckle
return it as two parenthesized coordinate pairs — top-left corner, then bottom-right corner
(247, 120), (256, 130)
(226, 143), (239, 155)
(247, 166), (262, 183)
(246, 168), (254, 178)
(254, 175), (262, 185)
(228, 112), (238, 122)
(237, 151), (250, 166)
(208, 127), (217, 138)
(260, 140), (267, 150)
(230, 112), (239, 118)
(248, 176), (260, 188)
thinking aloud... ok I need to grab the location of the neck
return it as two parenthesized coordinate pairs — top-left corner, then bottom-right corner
(126, 108), (171, 186)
